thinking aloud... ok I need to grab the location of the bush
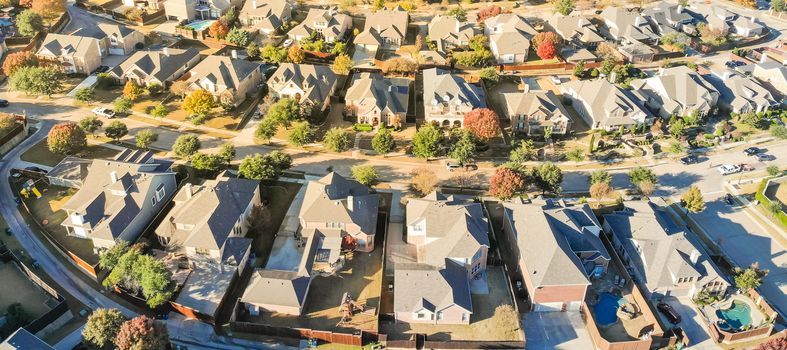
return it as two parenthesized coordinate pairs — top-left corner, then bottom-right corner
(353, 123), (373, 132)
(322, 127), (352, 152)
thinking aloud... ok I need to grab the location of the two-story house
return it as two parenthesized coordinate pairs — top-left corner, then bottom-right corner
(483, 14), (537, 65)
(73, 23), (145, 56)
(600, 7), (660, 45)
(641, 2), (694, 36)
(548, 13), (604, 50)
(354, 7), (409, 51)
(427, 15), (480, 53)
(561, 79), (654, 131)
(287, 7), (352, 43)
(185, 55), (263, 107)
(630, 65), (720, 119)
(61, 150), (176, 252)
(37, 34), (102, 75)
(110, 47), (202, 87)
(422, 68), (486, 128)
(707, 68), (778, 114)
(267, 63), (337, 112)
(502, 88), (572, 136)
(164, 0), (241, 21)
(344, 72), (410, 128)
(239, 0), (292, 34)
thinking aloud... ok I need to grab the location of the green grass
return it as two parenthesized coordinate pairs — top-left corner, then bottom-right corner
(20, 139), (121, 167)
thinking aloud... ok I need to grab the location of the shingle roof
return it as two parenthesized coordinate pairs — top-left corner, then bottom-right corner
(707, 69), (777, 113)
(187, 55), (261, 92)
(561, 79), (651, 128)
(631, 65), (719, 116)
(111, 48), (200, 83)
(502, 89), (571, 125)
(394, 260), (472, 314)
(422, 68), (486, 110)
(239, 0), (292, 31)
(357, 8), (409, 45)
(268, 63), (338, 105)
(428, 15), (479, 52)
(242, 269), (312, 309)
(288, 7), (351, 39)
(600, 7), (660, 43)
(37, 33), (99, 60)
(299, 172), (379, 237)
(548, 13), (604, 44)
(484, 14), (537, 55)
(345, 73), (409, 118)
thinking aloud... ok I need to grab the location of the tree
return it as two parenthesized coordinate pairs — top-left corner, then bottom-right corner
(331, 42), (347, 56)
(75, 88), (95, 104)
(773, 0), (787, 12)
(681, 186), (705, 213)
(48, 122), (87, 155)
(628, 167), (657, 186)
(489, 168), (526, 200)
(30, 0), (66, 19)
(183, 89), (216, 116)
(288, 45), (305, 63)
(697, 23), (728, 47)
(0, 115), (13, 135)
(135, 129), (157, 150)
(566, 149), (585, 161)
(226, 27), (250, 46)
(169, 80), (191, 99)
(372, 128), (396, 154)
(411, 167), (438, 195)
(151, 104), (168, 118)
(638, 180), (655, 196)
(172, 134), (200, 158)
(446, 6), (467, 21)
(554, 0), (575, 15)
(373, 0), (385, 10)
(754, 336), (787, 350)
(255, 118), (278, 142)
(16, 10), (43, 37)
(123, 81), (143, 101)
(98, 241), (130, 270)
(536, 39), (557, 60)
(479, 67), (499, 83)
(146, 83), (163, 96)
(531, 32), (561, 51)
(83, 308), (127, 348)
(382, 57), (419, 74)
(104, 121), (128, 141)
(331, 54), (353, 75)
(765, 200), (783, 217)
(9, 66), (63, 96)
(113, 97), (133, 114)
(351, 165), (378, 186)
(261, 44), (288, 63)
(534, 162), (563, 194)
(589, 182), (612, 204)
(669, 117), (686, 138)
(323, 127), (352, 152)
(78, 116), (103, 136)
(733, 264), (769, 292)
(769, 124), (787, 140)
(246, 42), (260, 60)
(191, 152), (224, 175)
(589, 170), (612, 186)
(288, 121), (315, 147)
(266, 97), (301, 127)
(463, 108), (500, 141)
(573, 60), (585, 78)
(238, 151), (292, 179)
(2, 51), (38, 76)
(510, 139), (537, 163)
(476, 5), (501, 22)
(114, 315), (168, 350)
(209, 20), (230, 39)
(411, 123), (443, 159)
(219, 143), (236, 165)
(449, 129), (475, 164)
(766, 165), (781, 177)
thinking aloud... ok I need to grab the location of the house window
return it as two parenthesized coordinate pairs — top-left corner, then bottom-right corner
(462, 313), (468, 322)
(471, 263), (481, 275)
(150, 197), (158, 206)
(195, 247), (209, 256)
(416, 313), (425, 319)
(156, 184), (166, 201)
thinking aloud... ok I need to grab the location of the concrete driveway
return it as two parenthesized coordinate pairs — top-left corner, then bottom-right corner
(523, 312), (594, 350)
(659, 296), (720, 350)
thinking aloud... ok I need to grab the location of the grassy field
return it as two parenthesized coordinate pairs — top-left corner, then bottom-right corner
(20, 139), (120, 167)
(0, 262), (53, 320)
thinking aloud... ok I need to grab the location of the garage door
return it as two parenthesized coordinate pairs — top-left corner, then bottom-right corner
(533, 302), (563, 312)
(109, 48), (125, 55)
(567, 301), (582, 311)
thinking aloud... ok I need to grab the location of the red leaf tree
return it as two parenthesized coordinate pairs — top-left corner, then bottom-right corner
(755, 337), (787, 350)
(114, 315), (168, 350)
(489, 168), (526, 200)
(208, 20), (229, 40)
(463, 108), (500, 141)
(531, 32), (562, 50)
(477, 5), (501, 23)
(47, 122), (86, 155)
(2, 51), (38, 76)
(537, 40), (557, 60)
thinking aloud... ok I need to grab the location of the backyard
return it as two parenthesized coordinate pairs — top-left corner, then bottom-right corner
(20, 139), (120, 167)
(251, 180), (303, 267)
(0, 261), (54, 320)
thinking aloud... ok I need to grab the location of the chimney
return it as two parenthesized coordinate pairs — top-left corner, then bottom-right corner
(760, 53), (767, 63)
(162, 47), (169, 56)
(690, 249), (700, 264)
(252, 0), (257, 7)
(677, 4), (684, 13)
(185, 183), (193, 199)
(634, 16), (644, 27)
(110, 171), (118, 183)
(347, 195), (354, 212)
(231, 49), (238, 59)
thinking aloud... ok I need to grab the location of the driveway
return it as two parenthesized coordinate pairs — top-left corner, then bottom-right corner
(658, 296), (720, 350)
(523, 312), (594, 350)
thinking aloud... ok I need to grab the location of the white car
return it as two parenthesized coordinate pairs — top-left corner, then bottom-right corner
(717, 164), (742, 175)
(92, 107), (116, 118)
(551, 76), (562, 84)
(282, 39), (293, 47)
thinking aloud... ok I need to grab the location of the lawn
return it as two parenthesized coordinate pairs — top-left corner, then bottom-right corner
(20, 139), (120, 167)
(0, 261), (54, 319)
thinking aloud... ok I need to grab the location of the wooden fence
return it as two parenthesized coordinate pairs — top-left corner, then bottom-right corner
(230, 321), (364, 346)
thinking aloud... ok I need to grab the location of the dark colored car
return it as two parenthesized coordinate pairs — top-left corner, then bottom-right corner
(756, 153), (775, 162)
(657, 302), (682, 325)
(680, 155), (699, 165)
(0, 99), (8, 107)
(744, 147), (763, 156)
(725, 193), (735, 205)
(96, 65), (110, 73)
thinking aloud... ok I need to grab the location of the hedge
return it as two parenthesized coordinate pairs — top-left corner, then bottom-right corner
(755, 178), (787, 228)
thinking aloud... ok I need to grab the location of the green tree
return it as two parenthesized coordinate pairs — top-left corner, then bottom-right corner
(122, 81), (143, 101)
(104, 121), (128, 141)
(114, 315), (168, 350)
(668, 141), (685, 154)
(323, 127), (352, 152)
(373, 0), (385, 10)
(566, 149), (585, 161)
(681, 186), (705, 213)
(534, 162), (563, 194)
(510, 139), (537, 163)
(135, 129), (157, 150)
(446, 6), (467, 21)
(261, 44), (288, 63)
(588, 133), (596, 153)
(411, 123), (443, 159)
(47, 122), (86, 155)
(773, 0), (787, 11)
(172, 134), (200, 159)
(765, 200), (783, 217)
(79, 116), (103, 136)
(372, 128), (396, 154)
(351, 165), (378, 186)
(449, 129), (475, 164)
(150, 104), (168, 118)
(238, 151), (292, 179)
(183, 89), (216, 116)
(16, 10), (43, 37)
(573, 60), (585, 78)
(246, 42), (260, 60)
(266, 97), (301, 127)
(113, 97), (133, 114)
(83, 308), (128, 348)
(331, 54), (353, 75)
(554, 0), (575, 15)
(191, 152), (224, 175)
(589, 170), (612, 185)
(489, 167), (526, 200)
(0, 115), (13, 135)
(331, 41), (347, 55)
(628, 167), (657, 186)
(75, 88), (95, 104)
(733, 264), (769, 292)
(219, 143), (236, 165)
(146, 83), (163, 96)
(766, 165), (781, 177)
(10, 66), (63, 96)
(255, 118), (278, 142)
(479, 66), (500, 83)
(98, 241), (130, 270)
(226, 27), (251, 46)
(288, 122), (315, 147)
(769, 124), (787, 139)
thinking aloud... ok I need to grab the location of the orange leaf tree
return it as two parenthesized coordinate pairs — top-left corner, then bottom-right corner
(536, 40), (557, 60)
(2, 51), (38, 75)
(48, 122), (87, 155)
(463, 108), (500, 141)
(489, 167), (526, 200)
(208, 20), (229, 40)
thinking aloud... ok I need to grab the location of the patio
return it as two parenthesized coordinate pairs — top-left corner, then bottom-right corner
(699, 294), (767, 332)
(586, 263), (651, 342)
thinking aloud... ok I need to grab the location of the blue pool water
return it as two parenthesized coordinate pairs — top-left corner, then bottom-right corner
(0, 18), (12, 27)
(185, 19), (215, 31)
(716, 301), (753, 330)
(594, 293), (627, 326)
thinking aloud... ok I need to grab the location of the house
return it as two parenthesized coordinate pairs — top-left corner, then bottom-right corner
(422, 68), (486, 128)
(394, 192), (489, 324)
(163, 0), (241, 21)
(74, 23), (145, 56)
(242, 269), (312, 315)
(47, 156), (92, 188)
(110, 47), (201, 87)
(502, 88), (571, 136)
(122, 0), (165, 10)
(267, 63), (337, 112)
(561, 79), (653, 130)
(185, 55), (263, 106)
(708, 69), (778, 114)
(642, 2), (694, 35)
(548, 13), (604, 49)
(239, 0), (292, 34)
(427, 15), (480, 53)
(36, 33), (102, 74)
(630, 65), (719, 119)
(618, 41), (656, 63)
(603, 200), (730, 298)
(751, 59), (787, 93)
(600, 7), (660, 45)
(1, 328), (54, 350)
(355, 7), (409, 50)
(60, 150), (176, 252)
(730, 16), (766, 37)
(483, 14), (536, 65)
(503, 199), (610, 312)
(345, 72), (410, 128)
(287, 7), (352, 43)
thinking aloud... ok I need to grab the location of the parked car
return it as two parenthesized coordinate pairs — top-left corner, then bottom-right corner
(550, 76), (561, 84)
(741, 163), (755, 172)
(93, 65), (110, 74)
(724, 193), (735, 205)
(252, 108), (262, 119)
(282, 39), (293, 47)
(92, 107), (116, 118)
(657, 302), (682, 325)
(0, 99), (8, 107)
(756, 153), (775, 162)
(680, 155), (699, 165)
(445, 162), (462, 171)
(744, 147), (763, 156)
(717, 164), (742, 175)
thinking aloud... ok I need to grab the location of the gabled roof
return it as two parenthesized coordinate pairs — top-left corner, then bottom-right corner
(0, 328), (54, 350)
(548, 13), (604, 44)
(242, 269), (311, 309)
(394, 260), (472, 314)
(268, 63), (337, 105)
(422, 68), (486, 110)
(505, 200), (608, 287)
(111, 48), (200, 82)
(299, 172), (379, 236)
(358, 8), (409, 44)
(187, 55), (261, 92)
(37, 33), (99, 59)
(239, 0), (291, 31)
(561, 79), (651, 128)
(630, 65), (719, 115)
(345, 72), (409, 117)
(600, 7), (660, 42)
(428, 15), (479, 51)
(288, 7), (351, 39)
(642, 1), (693, 30)
(752, 60), (787, 88)
(502, 89), (571, 123)
(707, 69), (777, 112)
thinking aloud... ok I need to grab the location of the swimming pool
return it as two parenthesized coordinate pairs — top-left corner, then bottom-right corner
(716, 301), (753, 330)
(0, 18), (12, 27)
(185, 19), (215, 31)
(594, 293), (627, 326)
